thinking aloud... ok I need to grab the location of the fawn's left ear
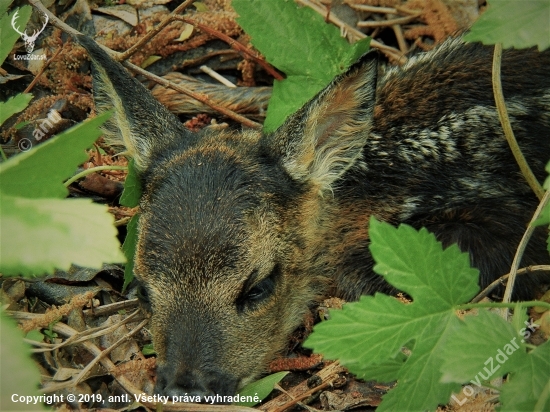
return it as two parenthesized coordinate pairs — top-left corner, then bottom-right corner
(270, 52), (378, 192)
(76, 35), (194, 172)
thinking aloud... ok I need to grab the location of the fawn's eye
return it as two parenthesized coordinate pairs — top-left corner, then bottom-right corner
(237, 264), (280, 311)
(246, 276), (275, 302)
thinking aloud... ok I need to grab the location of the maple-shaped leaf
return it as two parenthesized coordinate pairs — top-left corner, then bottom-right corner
(305, 217), (480, 411)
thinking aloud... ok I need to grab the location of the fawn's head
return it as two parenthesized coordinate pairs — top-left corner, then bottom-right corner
(79, 35), (377, 399)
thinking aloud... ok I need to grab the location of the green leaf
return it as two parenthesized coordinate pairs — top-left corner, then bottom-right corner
(0, 1), (13, 17)
(120, 158), (141, 207)
(0, 314), (43, 411)
(369, 219), (479, 306)
(544, 161), (550, 190)
(234, 371), (288, 407)
(0, 112), (111, 199)
(142, 343), (156, 356)
(233, 0), (370, 132)
(0, 195), (125, 276)
(499, 340), (550, 411)
(305, 217), (480, 411)
(464, 0), (550, 51)
(440, 310), (527, 384)
(0, 93), (33, 126)
(533, 161), (550, 227)
(263, 75), (327, 133)
(356, 350), (408, 383)
(122, 214), (139, 291)
(25, 329), (45, 342)
(0, 6), (32, 65)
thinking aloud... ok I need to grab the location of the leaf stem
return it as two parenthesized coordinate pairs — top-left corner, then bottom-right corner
(470, 265), (550, 303)
(457, 301), (550, 311)
(502, 189), (550, 306)
(64, 165), (127, 187)
(492, 43), (544, 200)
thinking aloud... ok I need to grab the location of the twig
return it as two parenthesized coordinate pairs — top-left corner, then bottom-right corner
(357, 14), (420, 28)
(64, 165), (127, 187)
(24, 44), (64, 93)
(271, 379), (333, 412)
(73, 318), (149, 385)
(29, 309), (143, 353)
(502, 189), (550, 306)
(123, 61), (262, 128)
(391, 19), (408, 54)
(114, 216), (132, 227)
(117, 0), (196, 61)
(470, 265), (550, 303)
(200, 65), (236, 88)
(28, 0), (262, 129)
(348, 4), (421, 16)
(347, 4), (400, 14)
(458, 301), (550, 311)
(176, 16), (283, 81)
(83, 298), (140, 317)
(259, 361), (344, 412)
(492, 43), (545, 200)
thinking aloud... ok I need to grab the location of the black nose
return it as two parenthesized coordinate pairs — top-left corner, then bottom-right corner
(155, 367), (238, 404)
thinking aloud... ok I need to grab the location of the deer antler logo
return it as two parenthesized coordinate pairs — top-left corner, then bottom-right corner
(11, 9), (49, 54)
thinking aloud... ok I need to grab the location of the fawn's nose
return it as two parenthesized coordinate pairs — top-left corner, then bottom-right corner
(155, 367), (238, 404)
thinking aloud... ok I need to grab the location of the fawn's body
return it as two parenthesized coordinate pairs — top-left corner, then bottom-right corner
(79, 35), (550, 399)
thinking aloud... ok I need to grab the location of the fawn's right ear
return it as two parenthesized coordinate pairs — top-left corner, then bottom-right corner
(268, 52), (378, 194)
(76, 35), (193, 171)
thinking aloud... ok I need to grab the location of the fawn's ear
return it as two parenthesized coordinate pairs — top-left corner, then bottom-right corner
(270, 52), (378, 192)
(77, 35), (193, 171)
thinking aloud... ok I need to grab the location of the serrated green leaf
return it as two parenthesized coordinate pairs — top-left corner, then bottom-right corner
(0, 93), (33, 126)
(234, 371), (288, 407)
(0, 195), (125, 276)
(510, 303), (529, 337)
(305, 217), (480, 411)
(464, 0), (550, 51)
(440, 310), (527, 384)
(233, 0), (370, 132)
(120, 158), (141, 207)
(0, 112), (111, 199)
(0, 314), (43, 411)
(354, 350), (407, 383)
(0, 6), (32, 65)
(499, 340), (550, 411)
(369, 218), (480, 307)
(122, 214), (139, 291)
